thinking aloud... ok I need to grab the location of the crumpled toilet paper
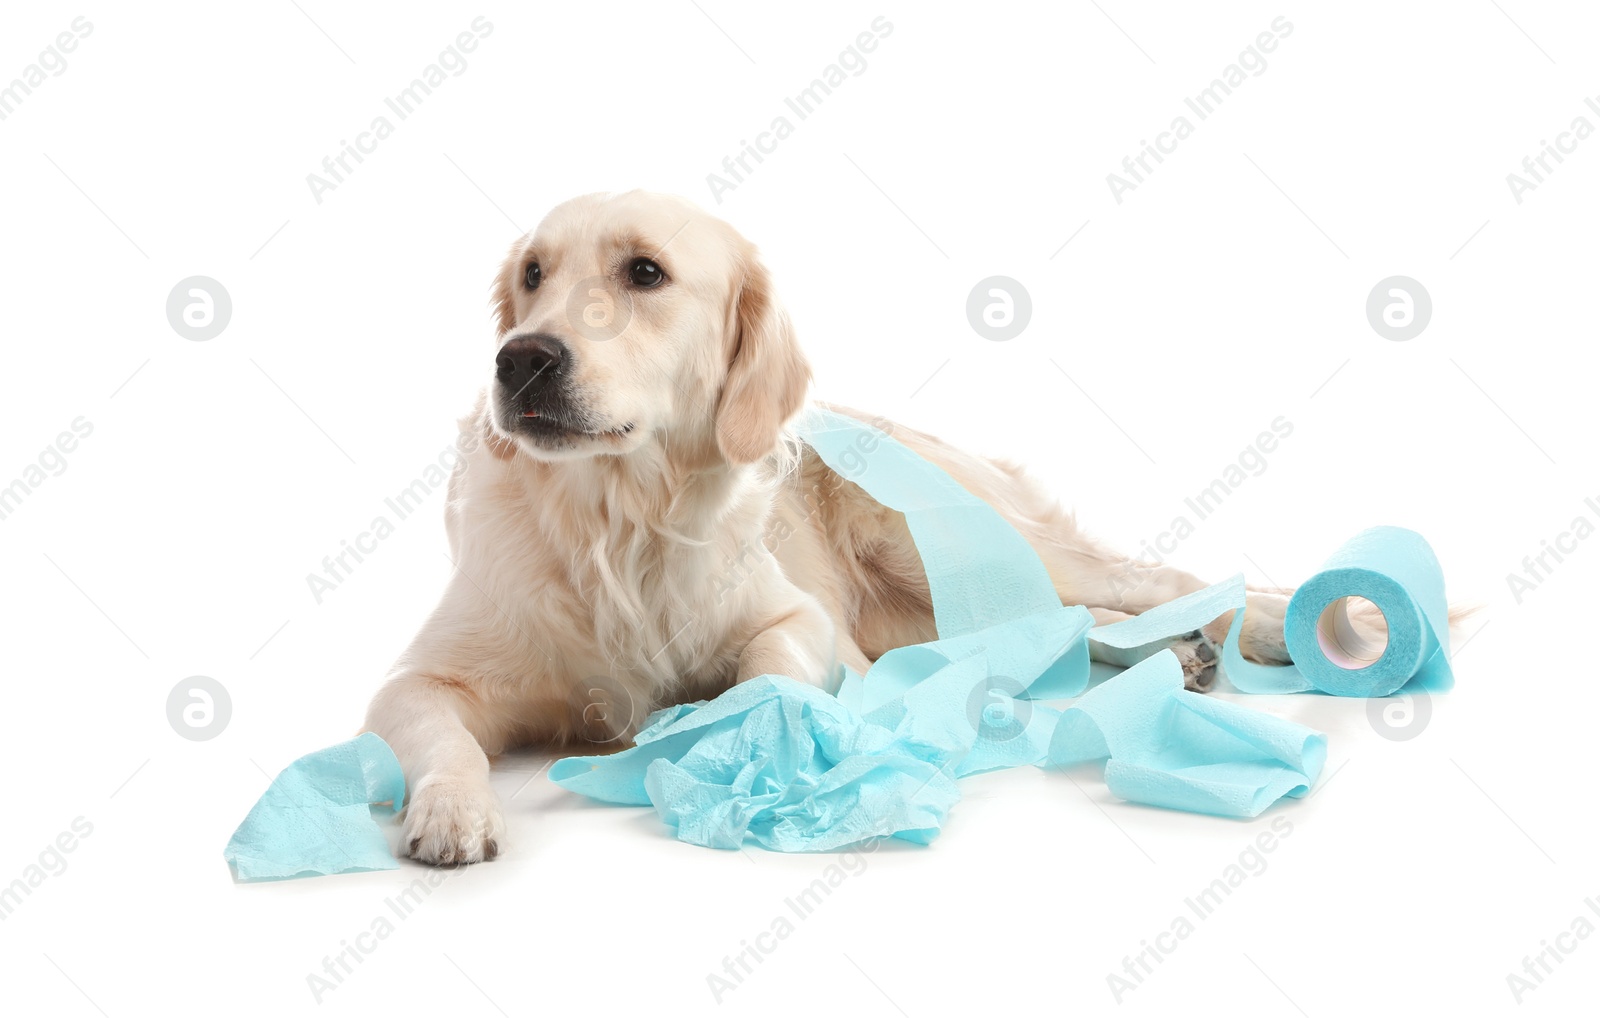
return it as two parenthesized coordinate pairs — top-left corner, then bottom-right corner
(551, 408), (1337, 849)
(224, 733), (403, 881)
(231, 409), (1442, 869)
(551, 643), (1326, 850)
(551, 675), (962, 851)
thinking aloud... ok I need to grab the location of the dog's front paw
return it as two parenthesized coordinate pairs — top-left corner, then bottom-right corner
(403, 774), (504, 865)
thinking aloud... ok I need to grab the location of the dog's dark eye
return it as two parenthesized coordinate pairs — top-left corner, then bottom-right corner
(628, 258), (665, 288)
(524, 262), (541, 291)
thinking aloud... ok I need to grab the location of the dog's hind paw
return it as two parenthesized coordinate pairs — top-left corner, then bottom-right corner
(1204, 592), (1293, 666)
(1171, 633), (1218, 693)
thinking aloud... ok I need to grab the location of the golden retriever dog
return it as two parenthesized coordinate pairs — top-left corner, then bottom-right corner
(363, 191), (1297, 865)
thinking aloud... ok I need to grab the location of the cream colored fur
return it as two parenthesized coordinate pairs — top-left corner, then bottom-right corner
(364, 191), (1300, 865)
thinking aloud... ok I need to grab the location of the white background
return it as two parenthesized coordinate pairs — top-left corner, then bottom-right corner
(1, 2), (1595, 1014)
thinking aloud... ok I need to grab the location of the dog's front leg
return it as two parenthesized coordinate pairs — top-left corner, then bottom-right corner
(364, 671), (509, 865)
(361, 574), (533, 865)
(735, 596), (838, 691)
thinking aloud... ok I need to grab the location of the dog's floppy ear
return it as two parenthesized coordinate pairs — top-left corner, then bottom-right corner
(490, 241), (523, 338)
(715, 254), (811, 465)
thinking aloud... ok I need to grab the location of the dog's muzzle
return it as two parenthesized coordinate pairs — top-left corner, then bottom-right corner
(496, 333), (567, 401)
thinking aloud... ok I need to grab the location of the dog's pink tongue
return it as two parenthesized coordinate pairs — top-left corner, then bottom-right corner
(523, 410), (540, 418)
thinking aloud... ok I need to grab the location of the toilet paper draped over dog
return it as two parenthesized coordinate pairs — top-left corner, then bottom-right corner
(552, 409), (1340, 849)
(223, 405), (1449, 871)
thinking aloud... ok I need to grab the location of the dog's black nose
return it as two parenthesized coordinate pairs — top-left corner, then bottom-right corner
(496, 334), (566, 394)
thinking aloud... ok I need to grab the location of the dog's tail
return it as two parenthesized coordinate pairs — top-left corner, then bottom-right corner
(1446, 602), (1486, 646)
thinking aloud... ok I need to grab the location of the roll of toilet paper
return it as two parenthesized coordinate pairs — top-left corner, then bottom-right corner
(1223, 526), (1454, 697)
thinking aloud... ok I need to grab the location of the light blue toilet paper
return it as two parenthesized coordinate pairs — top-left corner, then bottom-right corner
(799, 409), (1067, 638)
(1221, 526), (1454, 697)
(224, 733), (404, 881)
(552, 674), (962, 851)
(1048, 650), (1326, 817)
(552, 408), (1333, 848)
(1089, 573), (1249, 653)
(230, 409), (1441, 868)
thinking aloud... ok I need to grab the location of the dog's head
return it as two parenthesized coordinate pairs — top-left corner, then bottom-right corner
(486, 191), (810, 467)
